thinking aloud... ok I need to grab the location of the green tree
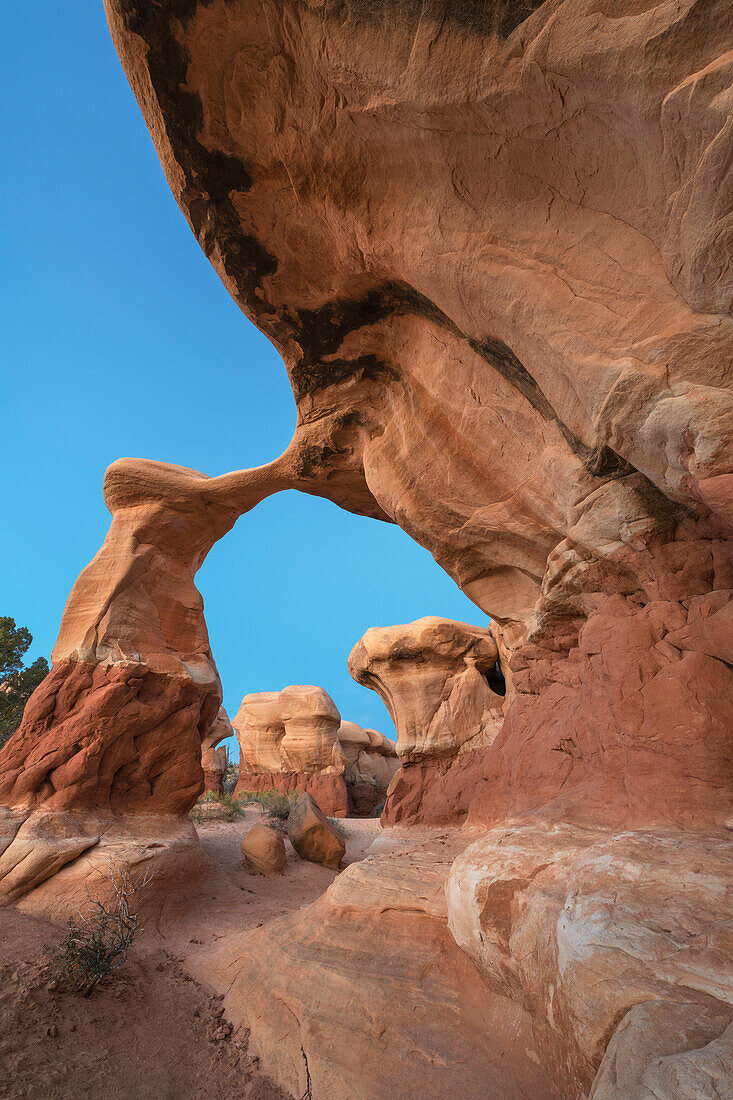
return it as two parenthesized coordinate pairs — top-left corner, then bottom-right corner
(0, 617), (49, 749)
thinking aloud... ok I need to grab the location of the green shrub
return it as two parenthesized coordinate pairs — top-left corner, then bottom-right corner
(238, 789), (293, 822)
(189, 790), (244, 822)
(53, 859), (152, 996)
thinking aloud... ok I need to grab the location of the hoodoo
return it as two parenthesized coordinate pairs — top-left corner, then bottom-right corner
(232, 687), (398, 816)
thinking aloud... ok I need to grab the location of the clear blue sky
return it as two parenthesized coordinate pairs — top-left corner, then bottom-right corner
(1, 2), (483, 756)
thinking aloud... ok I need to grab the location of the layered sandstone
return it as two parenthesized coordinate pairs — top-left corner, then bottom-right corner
(349, 617), (505, 822)
(101, 0), (733, 834)
(232, 688), (398, 816)
(337, 721), (399, 814)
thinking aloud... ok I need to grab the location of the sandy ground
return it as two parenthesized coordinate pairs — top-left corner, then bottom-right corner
(0, 809), (382, 1100)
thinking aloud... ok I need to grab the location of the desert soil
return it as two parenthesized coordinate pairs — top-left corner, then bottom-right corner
(0, 809), (382, 1100)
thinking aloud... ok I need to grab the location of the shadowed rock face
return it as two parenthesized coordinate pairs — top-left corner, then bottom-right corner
(201, 707), (233, 793)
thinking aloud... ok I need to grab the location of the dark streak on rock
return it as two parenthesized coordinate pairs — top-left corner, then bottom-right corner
(318, 0), (547, 39)
(114, 0), (629, 484)
(115, 1), (287, 341)
(290, 278), (625, 477)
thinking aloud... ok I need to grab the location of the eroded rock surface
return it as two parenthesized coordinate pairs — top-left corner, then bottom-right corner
(223, 827), (568, 1100)
(447, 824), (733, 1096)
(101, 0), (733, 834)
(287, 792), (346, 869)
(349, 617), (505, 822)
(201, 707), (233, 794)
(0, 457), (294, 903)
(1, 1), (730, 1095)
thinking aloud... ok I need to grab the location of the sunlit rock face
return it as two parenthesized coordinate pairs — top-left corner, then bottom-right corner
(232, 688), (398, 816)
(0, 456), (291, 904)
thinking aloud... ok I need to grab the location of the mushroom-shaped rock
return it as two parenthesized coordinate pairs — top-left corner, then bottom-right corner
(348, 617), (503, 761)
(279, 685), (344, 774)
(241, 822), (287, 875)
(232, 687), (349, 815)
(232, 692), (285, 775)
(201, 706), (233, 794)
(287, 793), (345, 869)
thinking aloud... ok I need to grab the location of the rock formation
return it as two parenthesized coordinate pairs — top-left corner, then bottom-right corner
(0, 456), (296, 905)
(232, 687), (398, 816)
(232, 685), (348, 816)
(349, 617), (505, 822)
(287, 793), (346, 869)
(337, 721), (399, 815)
(0, 0), (730, 1094)
(201, 707), (233, 794)
(447, 824), (733, 1098)
(240, 822), (287, 875)
(100, 0), (733, 834)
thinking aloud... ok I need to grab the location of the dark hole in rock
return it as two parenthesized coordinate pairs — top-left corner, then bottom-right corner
(485, 661), (506, 697)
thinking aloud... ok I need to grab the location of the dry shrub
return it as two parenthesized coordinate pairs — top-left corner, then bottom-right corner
(54, 858), (154, 996)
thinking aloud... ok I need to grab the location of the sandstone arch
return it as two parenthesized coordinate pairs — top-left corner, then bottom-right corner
(0, 1), (732, 1093)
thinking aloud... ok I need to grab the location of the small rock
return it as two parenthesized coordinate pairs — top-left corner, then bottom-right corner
(45, 980), (58, 992)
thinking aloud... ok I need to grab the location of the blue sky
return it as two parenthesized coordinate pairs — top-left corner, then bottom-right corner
(1, 3), (482, 755)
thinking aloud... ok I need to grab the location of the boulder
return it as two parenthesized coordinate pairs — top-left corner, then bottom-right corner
(241, 823), (287, 876)
(287, 794), (345, 870)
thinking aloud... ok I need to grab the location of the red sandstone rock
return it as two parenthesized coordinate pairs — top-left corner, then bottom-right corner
(235, 771), (349, 820)
(349, 617), (504, 821)
(240, 822), (287, 876)
(1, 2), (731, 1094)
(287, 793), (345, 869)
(201, 707), (233, 794)
(231, 689), (397, 815)
(0, 457), (294, 902)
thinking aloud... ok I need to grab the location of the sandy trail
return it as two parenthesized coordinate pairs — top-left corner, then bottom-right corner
(0, 809), (383, 1099)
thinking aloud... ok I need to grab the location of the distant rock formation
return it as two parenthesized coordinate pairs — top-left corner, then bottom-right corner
(232, 687), (398, 817)
(337, 721), (399, 815)
(349, 617), (505, 822)
(201, 707), (233, 795)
